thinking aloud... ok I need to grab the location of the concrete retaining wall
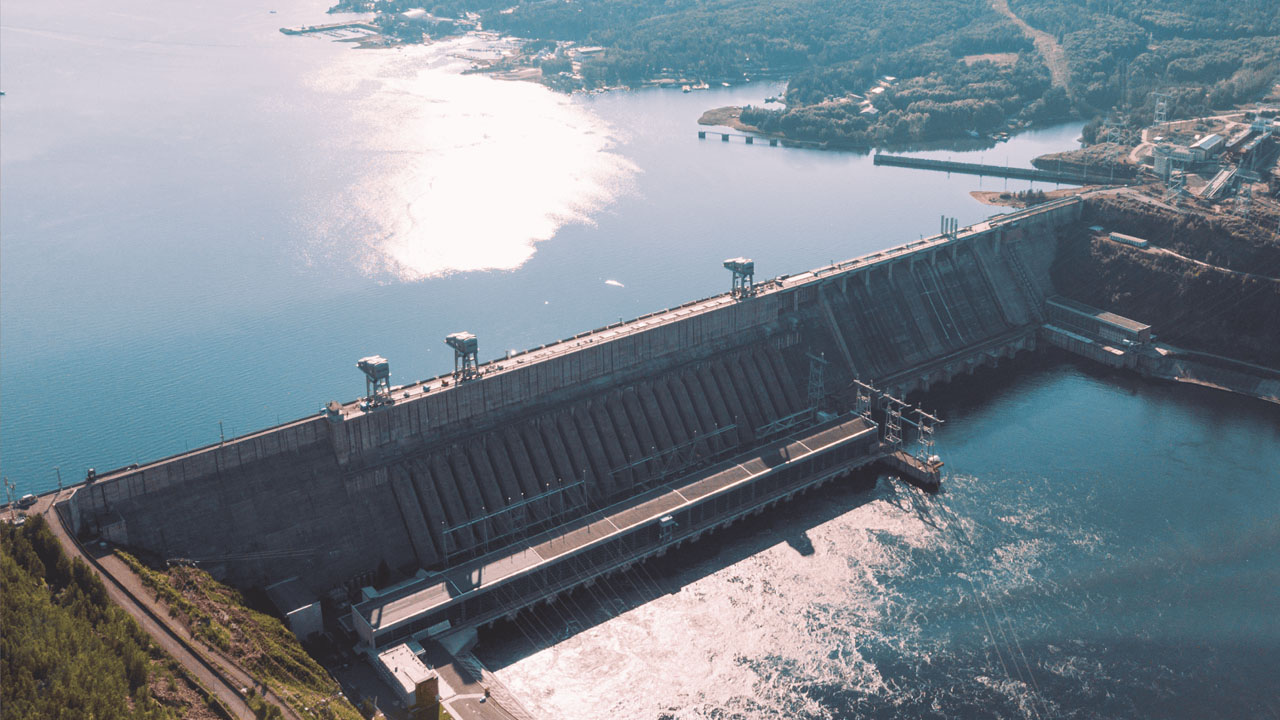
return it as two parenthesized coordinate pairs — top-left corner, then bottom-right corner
(69, 199), (1080, 592)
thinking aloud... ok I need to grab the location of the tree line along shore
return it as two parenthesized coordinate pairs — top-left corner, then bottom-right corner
(328, 0), (1277, 147)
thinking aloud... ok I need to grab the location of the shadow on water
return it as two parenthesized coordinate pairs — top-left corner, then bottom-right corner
(476, 468), (887, 671)
(476, 352), (1117, 672)
(785, 530), (815, 556)
(912, 347), (1280, 422)
(476, 352), (1280, 717)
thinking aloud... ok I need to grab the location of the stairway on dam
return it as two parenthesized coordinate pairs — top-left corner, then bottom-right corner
(65, 199), (1081, 603)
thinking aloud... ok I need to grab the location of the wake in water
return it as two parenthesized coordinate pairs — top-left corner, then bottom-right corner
(304, 35), (636, 281)
(483, 463), (1280, 720)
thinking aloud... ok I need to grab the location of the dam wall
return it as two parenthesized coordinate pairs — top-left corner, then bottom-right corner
(68, 198), (1081, 593)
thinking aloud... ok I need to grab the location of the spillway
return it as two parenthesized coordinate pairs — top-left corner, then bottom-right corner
(66, 198), (1081, 624)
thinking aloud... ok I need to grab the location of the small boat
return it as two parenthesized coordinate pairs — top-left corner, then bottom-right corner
(682, 85), (691, 93)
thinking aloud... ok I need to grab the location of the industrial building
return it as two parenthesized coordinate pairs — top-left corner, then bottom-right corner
(266, 577), (324, 640)
(1189, 133), (1224, 161)
(373, 641), (440, 712)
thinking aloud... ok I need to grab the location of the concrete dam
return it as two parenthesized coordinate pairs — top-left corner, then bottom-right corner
(67, 198), (1081, 646)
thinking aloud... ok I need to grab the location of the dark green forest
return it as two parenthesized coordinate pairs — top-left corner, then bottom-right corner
(334, 0), (1278, 144)
(1, 516), (207, 720)
(1010, 0), (1279, 117)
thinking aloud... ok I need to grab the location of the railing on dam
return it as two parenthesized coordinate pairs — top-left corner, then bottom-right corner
(75, 196), (1082, 489)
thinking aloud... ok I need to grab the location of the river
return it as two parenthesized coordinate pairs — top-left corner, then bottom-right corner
(480, 356), (1280, 719)
(2, 1), (1277, 717)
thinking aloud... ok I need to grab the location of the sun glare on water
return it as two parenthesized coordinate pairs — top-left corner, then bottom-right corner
(307, 36), (636, 281)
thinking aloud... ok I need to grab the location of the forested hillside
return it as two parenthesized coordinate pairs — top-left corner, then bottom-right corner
(1055, 195), (1280, 367)
(336, 0), (1279, 145)
(1010, 0), (1279, 120)
(1, 516), (220, 720)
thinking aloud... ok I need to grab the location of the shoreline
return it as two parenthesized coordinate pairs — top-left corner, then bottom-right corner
(697, 105), (765, 134)
(1142, 344), (1280, 406)
(970, 186), (1094, 208)
(297, 26), (1069, 153)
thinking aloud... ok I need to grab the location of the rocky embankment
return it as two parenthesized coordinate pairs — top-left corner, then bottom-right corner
(1033, 142), (1137, 179)
(1053, 194), (1280, 368)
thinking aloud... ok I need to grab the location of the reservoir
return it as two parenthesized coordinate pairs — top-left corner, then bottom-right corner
(2, 0), (1276, 717)
(2, 0), (1079, 490)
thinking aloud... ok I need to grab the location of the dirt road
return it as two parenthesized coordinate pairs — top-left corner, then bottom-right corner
(991, 0), (1070, 89)
(41, 498), (256, 720)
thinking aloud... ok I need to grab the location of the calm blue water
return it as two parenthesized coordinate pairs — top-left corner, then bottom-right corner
(4, 2), (1278, 717)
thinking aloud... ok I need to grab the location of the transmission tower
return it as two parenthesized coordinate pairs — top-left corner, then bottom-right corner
(1163, 171), (1187, 204)
(854, 382), (873, 419)
(1235, 182), (1253, 218)
(884, 406), (903, 450)
(914, 410), (936, 461)
(1103, 110), (1127, 144)
(3, 478), (15, 521)
(1152, 92), (1173, 127)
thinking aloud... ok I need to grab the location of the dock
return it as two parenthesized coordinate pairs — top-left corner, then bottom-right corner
(697, 130), (826, 149)
(279, 21), (379, 36)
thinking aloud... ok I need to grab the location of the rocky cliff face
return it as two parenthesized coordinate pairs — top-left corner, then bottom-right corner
(1052, 195), (1280, 367)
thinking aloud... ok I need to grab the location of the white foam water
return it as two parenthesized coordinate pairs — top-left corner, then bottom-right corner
(494, 483), (952, 720)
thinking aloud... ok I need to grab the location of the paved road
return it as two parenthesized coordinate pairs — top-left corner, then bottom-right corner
(37, 495), (255, 720)
(94, 552), (305, 720)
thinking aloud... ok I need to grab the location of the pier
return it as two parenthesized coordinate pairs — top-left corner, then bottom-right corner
(873, 153), (1137, 185)
(697, 130), (825, 149)
(279, 21), (379, 36)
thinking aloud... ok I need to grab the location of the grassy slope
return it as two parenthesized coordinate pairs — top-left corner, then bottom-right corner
(1, 516), (224, 720)
(118, 552), (363, 720)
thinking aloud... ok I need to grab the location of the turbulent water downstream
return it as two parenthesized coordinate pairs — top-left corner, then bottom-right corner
(3, 1), (1277, 718)
(483, 359), (1280, 719)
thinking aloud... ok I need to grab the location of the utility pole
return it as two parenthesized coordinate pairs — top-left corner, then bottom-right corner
(4, 478), (15, 522)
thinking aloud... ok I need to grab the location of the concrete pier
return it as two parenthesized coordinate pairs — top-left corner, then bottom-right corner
(873, 153), (1136, 185)
(697, 130), (823, 149)
(279, 21), (379, 35)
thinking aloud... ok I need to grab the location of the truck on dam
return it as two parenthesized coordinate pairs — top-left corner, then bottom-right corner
(63, 197), (1088, 655)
